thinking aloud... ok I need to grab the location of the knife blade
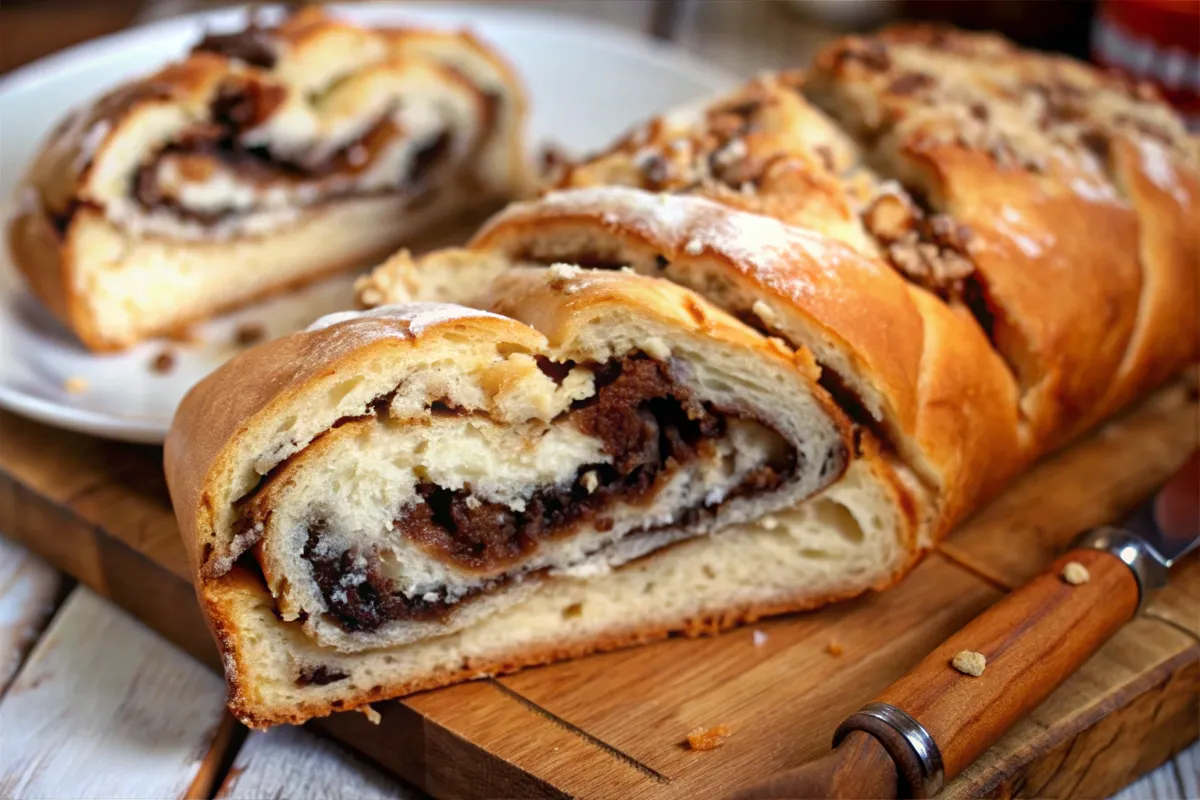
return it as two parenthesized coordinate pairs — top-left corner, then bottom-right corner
(733, 450), (1199, 800)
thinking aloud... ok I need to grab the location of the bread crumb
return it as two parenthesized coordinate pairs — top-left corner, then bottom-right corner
(547, 262), (581, 280)
(580, 470), (599, 494)
(752, 300), (779, 330)
(952, 650), (986, 676)
(63, 376), (89, 394)
(759, 515), (779, 531)
(1061, 561), (1090, 585)
(752, 630), (768, 647)
(687, 724), (731, 751)
(360, 704), (381, 725)
(234, 322), (266, 347)
(150, 349), (176, 374)
(640, 336), (671, 361)
(826, 641), (844, 657)
(546, 262), (582, 292)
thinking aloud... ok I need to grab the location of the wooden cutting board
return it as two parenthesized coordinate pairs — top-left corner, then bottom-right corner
(0, 378), (1196, 799)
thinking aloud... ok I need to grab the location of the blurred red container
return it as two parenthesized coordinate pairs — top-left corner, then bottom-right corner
(1092, 0), (1200, 128)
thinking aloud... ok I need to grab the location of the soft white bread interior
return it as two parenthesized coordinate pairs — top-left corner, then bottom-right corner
(205, 449), (914, 727)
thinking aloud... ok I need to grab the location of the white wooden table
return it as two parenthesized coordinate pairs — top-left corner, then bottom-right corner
(0, 2), (1195, 797)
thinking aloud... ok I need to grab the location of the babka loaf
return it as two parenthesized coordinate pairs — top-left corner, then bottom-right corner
(8, 9), (527, 351)
(361, 30), (1198, 535)
(171, 26), (1198, 726)
(164, 272), (892, 725)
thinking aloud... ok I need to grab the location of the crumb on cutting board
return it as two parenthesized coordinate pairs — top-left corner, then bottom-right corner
(63, 376), (89, 394)
(687, 724), (731, 751)
(952, 650), (987, 677)
(1061, 561), (1090, 585)
(752, 630), (768, 647)
(826, 641), (845, 657)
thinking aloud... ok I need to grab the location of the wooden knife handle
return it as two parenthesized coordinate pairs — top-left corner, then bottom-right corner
(870, 547), (1140, 793)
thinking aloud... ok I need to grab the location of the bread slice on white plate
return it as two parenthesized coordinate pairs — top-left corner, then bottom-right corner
(8, 8), (528, 351)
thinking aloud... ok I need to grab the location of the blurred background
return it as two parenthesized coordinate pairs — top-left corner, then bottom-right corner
(2, 0), (1198, 128)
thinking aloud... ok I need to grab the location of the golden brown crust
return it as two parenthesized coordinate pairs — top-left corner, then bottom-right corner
(805, 23), (1199, 446)
(6, 195), (73, 330)
(469, 188), (1023, 535)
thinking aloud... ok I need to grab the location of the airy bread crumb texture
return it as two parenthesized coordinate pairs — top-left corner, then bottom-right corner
(952, 649), (986, 677)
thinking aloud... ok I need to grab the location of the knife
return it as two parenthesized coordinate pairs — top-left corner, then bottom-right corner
(734, 451), (1199, 799)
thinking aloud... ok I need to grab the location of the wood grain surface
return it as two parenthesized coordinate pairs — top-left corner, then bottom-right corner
(880, 549), (1140, 782)
(0, 537), (65, 696)
(0, 378), (1196, 798)
(0, 589), (229, 799)
(217, 725), (418, 799)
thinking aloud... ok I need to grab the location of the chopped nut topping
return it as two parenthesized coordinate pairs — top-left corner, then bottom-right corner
(1061, 561), (1090, 585)
(952, 650), (986, 676)
(888, 233), (975, 292)
(840, 41), (892, 72)
(887, 71), (935, 96)
(863, 191), (918, 243)
(687, 724), (732, 751)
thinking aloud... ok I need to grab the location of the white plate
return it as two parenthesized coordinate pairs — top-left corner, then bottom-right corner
(0, 3), (737, 444)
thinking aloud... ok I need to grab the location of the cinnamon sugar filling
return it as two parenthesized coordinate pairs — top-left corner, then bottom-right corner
(244, 356), (815, 634)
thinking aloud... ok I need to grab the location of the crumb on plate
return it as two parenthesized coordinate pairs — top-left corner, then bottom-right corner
(151, 349), (176, 374)
(952, 650), (986, 677)
(234, 322), (267, 347)
(687, 724), (731, 751)
(1061, 561), (1090, 585)
(63, 376), (89, 394)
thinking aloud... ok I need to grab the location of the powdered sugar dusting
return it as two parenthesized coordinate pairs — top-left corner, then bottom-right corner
(307, 302), (508, 336)
(1137, 138), (1189, 206)
(493, 186), (875, 302)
